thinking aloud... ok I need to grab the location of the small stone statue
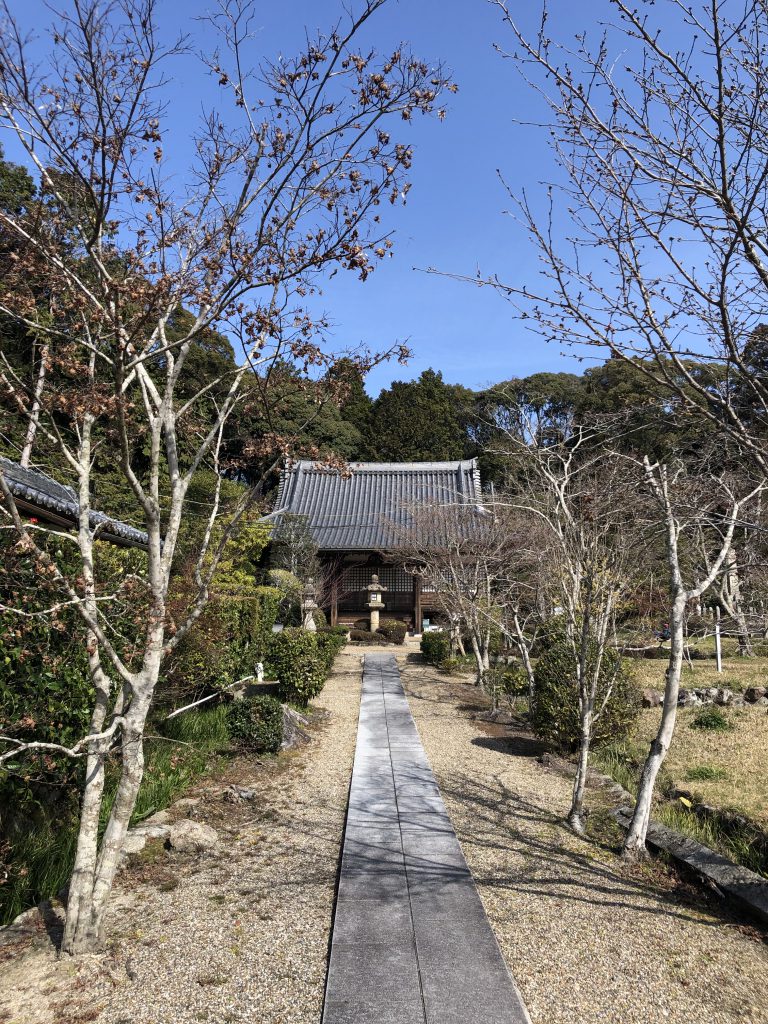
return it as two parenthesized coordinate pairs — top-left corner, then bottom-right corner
(255, 661), (264, 683)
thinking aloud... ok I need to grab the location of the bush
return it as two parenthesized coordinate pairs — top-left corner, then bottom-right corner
(168, 586), (282, 700)
(349, 629), (383, 643)
(530, 635), (640, 751)
(227, 696), (283, 753)
(377, 619), (407, 645)
(490, 665), (529, 706)
(353, 618), (372, 631)
(690, 706), (733, 732)
(268, 627), (327, 706)
(315, 628), (347, 670)
(420, 630), (450, 666)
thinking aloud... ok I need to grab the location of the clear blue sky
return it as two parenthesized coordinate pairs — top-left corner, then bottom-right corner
(4, 0), (660, 394)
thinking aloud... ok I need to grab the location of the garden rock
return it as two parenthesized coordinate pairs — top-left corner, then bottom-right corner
(133, 822), (171, 841)
(143, 809), (170, 825)
(122, 832), (148, 857)
(224, 785), (257, 803)
(171, 796), (201, 817)
(0, 905), (42, 947)
(745, 686), (767, 703)
(714, 688), (734, 706)
(281, 705), (312, 749)
(641, 688), (664, 707)
(678, 689), (700, 706)
(167, 820), (219, 854)
(477, 708), (516, 724)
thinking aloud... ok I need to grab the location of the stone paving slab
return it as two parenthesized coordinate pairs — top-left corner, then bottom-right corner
(322, 653), (531, 1024)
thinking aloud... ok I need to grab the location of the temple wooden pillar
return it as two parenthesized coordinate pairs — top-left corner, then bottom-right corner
(330, 576), (339, 627)
(413, 575), (422, 633)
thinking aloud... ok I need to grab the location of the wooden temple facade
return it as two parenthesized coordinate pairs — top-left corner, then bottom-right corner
(272, 459), (484, 631)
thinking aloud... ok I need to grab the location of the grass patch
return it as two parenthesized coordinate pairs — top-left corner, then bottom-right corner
(1, 705), (232, 924)
(685, 764), (729, 782)
(656, 802), (767, 878)
(690, 706), (734, 732)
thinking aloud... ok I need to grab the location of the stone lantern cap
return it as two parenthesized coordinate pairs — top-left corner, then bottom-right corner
(366, 573), (388, 594)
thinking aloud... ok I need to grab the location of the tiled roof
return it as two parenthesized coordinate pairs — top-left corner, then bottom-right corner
(0, 457), (149, 548)
(272, 459), (484, 551)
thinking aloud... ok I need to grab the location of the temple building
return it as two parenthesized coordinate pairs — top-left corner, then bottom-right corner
(271, 459), (484, 630)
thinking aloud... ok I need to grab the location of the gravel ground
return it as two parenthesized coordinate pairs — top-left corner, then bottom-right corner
(3, 646), (766, 1024)
(0, 648), (362, 1024)
(398, 655), (768, 1024)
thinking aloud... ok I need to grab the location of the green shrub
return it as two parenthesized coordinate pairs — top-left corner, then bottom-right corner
(315, 628), (347, 669)
(531, 635), (640, 750)
(349, 629), (383, 643)
(227, 696), (283, 753)
(353, 618), (371, 631)
(690, 706), (733, 732)
(420, 630), (451, 666)
(268, 627), (327, 706)
(489, 665), (530, 706)
(168, 587), (282, 701)
(377, 619), (407, 645)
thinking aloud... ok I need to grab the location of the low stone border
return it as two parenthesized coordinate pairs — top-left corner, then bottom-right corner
(613, 808), (768, 926)
(642, 684), (768, 707)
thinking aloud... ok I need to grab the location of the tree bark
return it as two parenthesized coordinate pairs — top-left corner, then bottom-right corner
(622, 592), (686, 859)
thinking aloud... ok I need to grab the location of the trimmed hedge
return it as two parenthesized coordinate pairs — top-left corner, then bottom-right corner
(170, 586), (282, 695)
(227, 695), (283, 753)
(315, 628), (348, 671)
(349, 629), (383, 644)
(420, 630), (450, 666)
(268, 627), (327, 706)
(530, 635), (639, 750)
(377, 619), (407, 645)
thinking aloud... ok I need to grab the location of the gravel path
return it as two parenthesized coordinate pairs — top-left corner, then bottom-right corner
(399, 656), (768, 1024)
(0, 648), (362, 1024)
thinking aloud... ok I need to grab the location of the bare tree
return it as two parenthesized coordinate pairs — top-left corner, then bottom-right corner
(623, 460), (762, 858)
(490, 410), (643, 832)
(0, 0), (451, 953)
(485, 0), (768, 474)
(399, 504), (508, 685)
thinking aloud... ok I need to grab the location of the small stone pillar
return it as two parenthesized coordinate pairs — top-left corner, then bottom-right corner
(366, 573), (388, 633)
(301, 578), (318, 632)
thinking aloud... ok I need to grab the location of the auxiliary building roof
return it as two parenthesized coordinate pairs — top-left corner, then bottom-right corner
(271, 458), (484, 551)
(0, 456), (149, 549)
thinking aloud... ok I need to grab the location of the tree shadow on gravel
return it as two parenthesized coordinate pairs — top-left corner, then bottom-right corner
(436, 768), (760, 933)
(471, 735), (546, 758)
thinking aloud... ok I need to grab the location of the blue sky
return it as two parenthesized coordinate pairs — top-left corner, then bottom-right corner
(3, 0), (661, 394)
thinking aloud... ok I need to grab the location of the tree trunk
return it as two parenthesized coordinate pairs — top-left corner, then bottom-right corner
(567, 709), (591, 834)
(623, 593), (686, 859)
(19, 341), (48, 469)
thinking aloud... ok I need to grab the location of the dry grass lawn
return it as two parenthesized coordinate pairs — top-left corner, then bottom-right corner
(630, 702), (768, 825)
(632, 652), (768, 693)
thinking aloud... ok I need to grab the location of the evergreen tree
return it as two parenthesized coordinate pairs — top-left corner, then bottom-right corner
(367, 368), (470, 462)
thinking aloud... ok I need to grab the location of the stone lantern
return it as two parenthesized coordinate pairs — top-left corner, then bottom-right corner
(366, 573), (388, 633)
(301, 578), (318, 632)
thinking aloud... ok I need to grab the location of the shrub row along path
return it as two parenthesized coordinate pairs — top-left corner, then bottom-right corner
(322, 652), (530, 1024)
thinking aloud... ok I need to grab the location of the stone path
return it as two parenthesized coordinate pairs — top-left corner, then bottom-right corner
(322, 653), (531, 1024)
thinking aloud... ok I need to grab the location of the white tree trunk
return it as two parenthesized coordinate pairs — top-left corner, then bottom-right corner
(622, 593), (686, 858)
(19, 341), (48, 468)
